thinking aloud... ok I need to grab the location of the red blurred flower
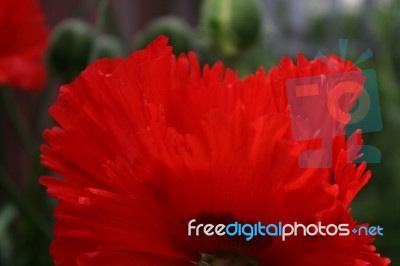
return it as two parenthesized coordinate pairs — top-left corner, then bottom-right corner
(0, 0), (48, 90)
(41, 36), (390, 265)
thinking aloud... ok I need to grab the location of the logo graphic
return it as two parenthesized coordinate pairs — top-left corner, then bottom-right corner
(187, 219), (384, 242)
(286, 39), (382, 168)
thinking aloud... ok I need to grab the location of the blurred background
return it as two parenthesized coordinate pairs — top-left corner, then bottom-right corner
(1, 0), (399, 265)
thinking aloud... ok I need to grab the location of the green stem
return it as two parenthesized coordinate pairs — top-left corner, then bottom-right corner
(0, 89), (38, 157)
(0, 167), (51, 240)
(34, 78), (54, 133)
(96, 0), (109, 36)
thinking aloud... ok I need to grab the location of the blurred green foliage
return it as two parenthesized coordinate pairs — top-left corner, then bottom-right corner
(200, 0), (262, 56)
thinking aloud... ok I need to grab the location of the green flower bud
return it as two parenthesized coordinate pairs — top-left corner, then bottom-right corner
(200, 0), (262, 56)
(137, 16), (193, 55)
(49, 19), (95, 82)
(89, 35), (124, 62)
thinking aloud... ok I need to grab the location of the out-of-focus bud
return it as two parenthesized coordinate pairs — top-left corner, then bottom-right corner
(89, 35), (124, 62)
(49, 19), (95, 82)
(136, 16), (193, 55)
(200, 0), (262, 56)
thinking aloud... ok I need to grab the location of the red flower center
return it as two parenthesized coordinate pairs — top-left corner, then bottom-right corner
(189, 212), (272, 265)
(197, 252), (258, 266)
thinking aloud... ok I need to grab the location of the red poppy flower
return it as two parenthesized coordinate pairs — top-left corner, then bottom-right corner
(0, 0), (48, 90)
(41, 36), (390, 265)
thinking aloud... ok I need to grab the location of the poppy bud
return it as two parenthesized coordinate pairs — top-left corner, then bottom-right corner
(89, 35), (124, 62)
(49, 19), (95, 82)
(136, 16), (193, 55)
(200, 0), (262, 56)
